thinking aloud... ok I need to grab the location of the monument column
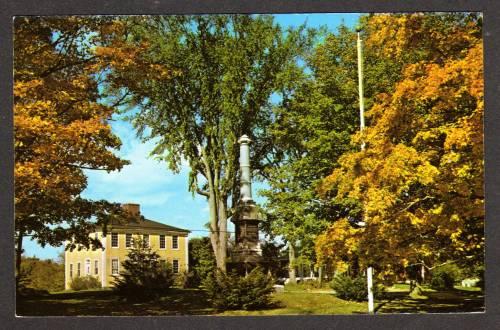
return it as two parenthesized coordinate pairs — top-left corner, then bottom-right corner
(230, 134), (263, 268)
(238, 135), (253, 202)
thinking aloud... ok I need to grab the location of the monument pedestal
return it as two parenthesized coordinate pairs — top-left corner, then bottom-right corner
(228, 200), (265, 274)
(228, 135), (269, 275)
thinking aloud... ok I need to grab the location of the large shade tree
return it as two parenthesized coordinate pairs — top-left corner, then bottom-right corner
(14, 17), (129, 276)
(260, 22), (408, 281)
(98, 15), (315, 271)
(316, 13), (483, 280)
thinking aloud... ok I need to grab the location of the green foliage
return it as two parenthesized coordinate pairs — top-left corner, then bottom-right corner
(175, 271), (198, 289)
(260, 241), (288, 277)
(70, 276), (102, 291)
(102, 15), (317, 271)
(316, 13), (484, 279)
(112, 238), (174, 299)
(203, 267), (275, 311)
(330, 273), (385, 302)
(430, 263), (463, 290)
(260, 24), (364, 273)
(18, 257), (64, 292)
(188, 237), (217, 286)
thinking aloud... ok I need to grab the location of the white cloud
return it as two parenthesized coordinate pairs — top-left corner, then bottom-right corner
(82, 120), (190, 205)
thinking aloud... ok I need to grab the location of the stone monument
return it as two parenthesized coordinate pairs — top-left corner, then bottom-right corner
(229, 134), (264, 269)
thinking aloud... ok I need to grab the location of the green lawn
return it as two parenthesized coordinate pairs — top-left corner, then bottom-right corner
(376, 284), (484, 314)
(221, 292), (367, 316)
(16, 285), (484, 316)
(17, 288), (214, 316)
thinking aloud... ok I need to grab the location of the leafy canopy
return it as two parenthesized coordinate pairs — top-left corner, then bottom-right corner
(14, 17), (129, 255)
(316, 13), (483, 277)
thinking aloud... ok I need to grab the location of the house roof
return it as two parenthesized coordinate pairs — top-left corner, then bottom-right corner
(97, 217), (190, 234)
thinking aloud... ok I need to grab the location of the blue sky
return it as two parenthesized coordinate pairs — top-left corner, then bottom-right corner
(23, 13), (360, 260)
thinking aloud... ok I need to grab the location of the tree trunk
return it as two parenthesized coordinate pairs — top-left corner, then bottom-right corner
(216, 197), (228, 271)
(420, 263), (426, 284)
(318, 265), (323, 286)
(288, 241), (296, 284)
(15, 227), (24, 285)
(202, 151), (228, 273)
(208, 190), (228, 272)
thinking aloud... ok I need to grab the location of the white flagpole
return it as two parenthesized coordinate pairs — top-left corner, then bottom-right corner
(357, 27), (374, 314)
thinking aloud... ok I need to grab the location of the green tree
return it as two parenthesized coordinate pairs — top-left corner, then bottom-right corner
(188, 237), (216, 286)
(316, 13), (483, 279)
(99, 15), (315, 271)
(259, 25), (365, 281)
(113, 238), (174, 298)
(19, 257), (65, 292)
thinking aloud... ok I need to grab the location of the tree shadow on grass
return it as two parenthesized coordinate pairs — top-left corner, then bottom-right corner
(17, 288), (215, 316)
(376, 289), (484, 314)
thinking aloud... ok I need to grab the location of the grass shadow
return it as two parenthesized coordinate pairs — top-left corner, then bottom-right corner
(17, 288), (215, 316)
(377, 289), (484, 314)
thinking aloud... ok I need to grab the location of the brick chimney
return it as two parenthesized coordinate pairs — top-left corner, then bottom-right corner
(122, 203), (140, 217)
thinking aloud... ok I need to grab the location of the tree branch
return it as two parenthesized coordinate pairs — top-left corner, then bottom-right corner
(67, 164), (117, 171)
(196, 188), (210, 197)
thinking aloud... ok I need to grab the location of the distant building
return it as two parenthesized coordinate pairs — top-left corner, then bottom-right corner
(64, 203), (190, 289)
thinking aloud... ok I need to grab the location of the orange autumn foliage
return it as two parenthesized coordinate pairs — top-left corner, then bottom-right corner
(14, 17), (129, 262)
(316, 14), (483, 276)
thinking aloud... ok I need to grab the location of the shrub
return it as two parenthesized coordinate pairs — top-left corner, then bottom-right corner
(203, 267), (275, 311)
(175, 270), (198, 288)
(430, 263), (462, 290)
(188, 237), (216, 287)
(70, 276), (101, 291)
(112, 238), (174, 299)
(17, 257), (65, 292)
(330, 273), (385, 302)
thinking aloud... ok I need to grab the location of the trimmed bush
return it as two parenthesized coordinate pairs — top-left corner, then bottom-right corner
(70, 276), (101, 291)
(430, 263), (462, 290)
(330, 273), (385, 302)
(203, 267), (275, 311)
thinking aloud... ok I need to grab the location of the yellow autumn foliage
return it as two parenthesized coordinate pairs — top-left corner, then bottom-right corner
(14, 17), (129, 259)
(316, 14), (483, 276)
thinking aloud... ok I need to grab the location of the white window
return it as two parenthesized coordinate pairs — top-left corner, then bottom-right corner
(159, 235), (166, 249)
(69, 263), (73, 278)
(172, 259), (179, 274)
(85, 259), (91, 275)
(111, 233), (119, 248)
(172, 235), (178, 249)
(126, 233), (132, 248)
(94, 260), (99, 275)
(111, 258), (119, 275)
(143, 234), (149, 247)
(77, 262), (81, 277)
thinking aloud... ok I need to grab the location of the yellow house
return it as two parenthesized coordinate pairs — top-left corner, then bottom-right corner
(64, 203), (190, 289)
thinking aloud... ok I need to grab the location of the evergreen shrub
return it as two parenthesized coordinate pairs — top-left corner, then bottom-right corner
(203, 267), (275, 311)
(112, 239), (174, 299)
(330, 273), (385, 301)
